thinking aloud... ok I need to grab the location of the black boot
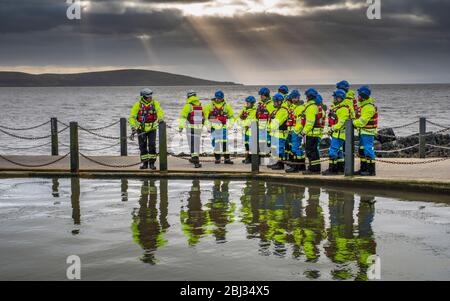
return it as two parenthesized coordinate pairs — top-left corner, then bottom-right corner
(337, 161), (345, 175)
(242, 154), (251, 164)
(148, 161), (156, 170)
(361, 162), (376, 176)
(355, 161), (367, 175)
(192, 157), (202, 168)
(285, 159), (300, 173)
(298, 158), (306, 171)
(214, 154), (221, 164)
(322, 162), (338, 176)
(303, 162), (321, 175)
(271, 161), (285, 170)
(139, 161), (148, 170)
(224, 154), (234, 165)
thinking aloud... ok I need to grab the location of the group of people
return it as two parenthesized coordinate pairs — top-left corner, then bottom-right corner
(128, 80), (378, 176)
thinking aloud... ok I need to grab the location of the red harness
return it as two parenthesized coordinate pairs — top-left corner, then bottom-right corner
(137, 103), (157, 124)
(188, 105), (204, 124)
(209, 106), (228, 125)
(301, 104), (325, 128)
(357, 103), (378, 129)
(257, 103), (270, 120)
(286, 109), (296, 127)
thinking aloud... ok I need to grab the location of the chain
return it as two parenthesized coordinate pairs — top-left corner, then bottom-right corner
(78, 126), (120, 140)
(426, 120), (450, 129)
(0, 141), (52, 150)
(79, 153), (142, 168)
(0, 120), (50, 131)
(0, 153), (70, 168)
(59, 141), (121, 152)
(376, 157), (450, 165)
(79, 120), (120, 131)
(0, 126), (68, 140)
(379, 120), (419, 130)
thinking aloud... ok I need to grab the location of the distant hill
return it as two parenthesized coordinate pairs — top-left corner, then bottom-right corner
(0, 69), (240, 87)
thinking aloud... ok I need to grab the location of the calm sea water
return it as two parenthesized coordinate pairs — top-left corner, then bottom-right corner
(0, 178), (449, 281)
(1, 84), (450, 155)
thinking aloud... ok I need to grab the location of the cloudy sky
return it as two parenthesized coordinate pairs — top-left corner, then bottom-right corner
(1, 0), (450, 84)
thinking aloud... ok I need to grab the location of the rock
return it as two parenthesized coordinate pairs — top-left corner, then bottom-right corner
(376, 128), (396, 144)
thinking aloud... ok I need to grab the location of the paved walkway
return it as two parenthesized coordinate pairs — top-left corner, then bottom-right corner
(1, 155), (449, 183)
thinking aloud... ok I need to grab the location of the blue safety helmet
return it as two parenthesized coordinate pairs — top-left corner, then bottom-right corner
(245, 96), (256, 103)
(305, 88), (318, 99)
(357, 85), (372, 97)
(215, 90), (225, 99)
(258, 87), (271, 97)
(289, 89), (301, 99)
(278, 85), (289, 95)
(273, 93), (285, 102)
(336, 80), (350, 91)
(333, 89), (347, 100)
(140, 88), (153, 99)
(315, 94), (323, 105)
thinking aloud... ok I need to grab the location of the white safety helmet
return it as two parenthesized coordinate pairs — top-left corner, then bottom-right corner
(140, 88), (153, 99)
(187, 90), (197, 98)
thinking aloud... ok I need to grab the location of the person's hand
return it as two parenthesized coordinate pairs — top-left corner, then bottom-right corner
(130, 128), (137, 141)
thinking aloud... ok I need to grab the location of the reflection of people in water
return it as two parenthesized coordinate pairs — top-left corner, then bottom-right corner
(180, 180), (208, 246)
(207, 180), (235, 243)
(131, 180), (169, 265)
(355, 196), (377, 280)
(325, 190), (377, 280)
(239, 181), (308, 258)
(301, 187), (325, 262)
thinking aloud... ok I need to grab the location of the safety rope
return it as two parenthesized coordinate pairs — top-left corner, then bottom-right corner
(375, 144), (420, 153)
(0, 120), (50, 131)
(79, 153), (142, 168)
(0, 126), (69, 140)
(426, 144), (450, 151)
(0, 153), (69, 168)
(0, 141), (53, 150)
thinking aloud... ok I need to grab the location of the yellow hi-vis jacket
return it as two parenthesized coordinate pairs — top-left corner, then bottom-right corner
(353, 97), (378, 136)
(330, 103), (352, 140)
(301, 100), (323, 138)
(129, 97), (165, 132)
(178, 95), (204, 130)
(238, 105), (257, 136)
(269, 105), (289, 139)
(204, 100), (235, 130)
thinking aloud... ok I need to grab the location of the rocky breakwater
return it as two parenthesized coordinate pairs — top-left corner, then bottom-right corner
(376, 128), (450, 158)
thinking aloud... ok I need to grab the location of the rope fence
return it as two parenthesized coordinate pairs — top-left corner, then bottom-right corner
(1, 117), (449, 172)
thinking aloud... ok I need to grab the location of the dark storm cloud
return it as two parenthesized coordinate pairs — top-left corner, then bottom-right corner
(0, 0), (449, 83)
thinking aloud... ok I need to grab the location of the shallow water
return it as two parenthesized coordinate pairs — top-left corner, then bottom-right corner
(0, 178), (449, 281)
(1, 84), (450, 156)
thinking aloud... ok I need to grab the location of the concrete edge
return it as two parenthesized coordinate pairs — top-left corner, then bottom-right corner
(1, 169), (450, 195)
